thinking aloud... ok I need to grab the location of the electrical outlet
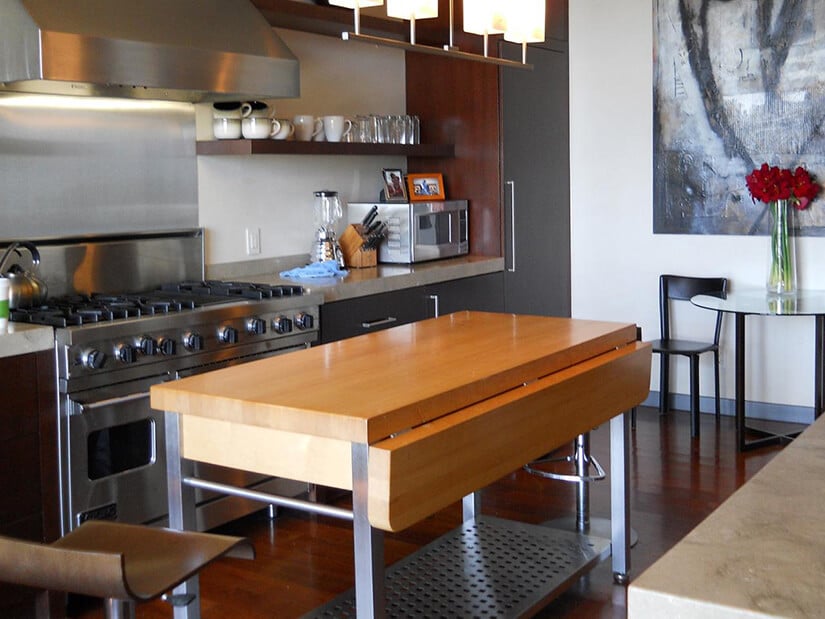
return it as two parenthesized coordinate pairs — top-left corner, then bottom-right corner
(245, 227), (261, 255)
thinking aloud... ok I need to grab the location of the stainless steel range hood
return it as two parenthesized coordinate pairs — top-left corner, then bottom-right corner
(0, 0), (300, 102)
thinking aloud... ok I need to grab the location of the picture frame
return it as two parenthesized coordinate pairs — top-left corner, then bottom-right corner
(407, 173), (446, 201)
(381, 168), (407, 202)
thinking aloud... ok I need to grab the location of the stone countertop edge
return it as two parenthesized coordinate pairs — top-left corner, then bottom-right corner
(627, 413), (825, 618)
(206, 255), (505, 303)
(0, 323), (54, 359)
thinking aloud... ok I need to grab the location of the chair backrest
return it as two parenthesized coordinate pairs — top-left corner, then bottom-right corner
(659, 274), (728, 343)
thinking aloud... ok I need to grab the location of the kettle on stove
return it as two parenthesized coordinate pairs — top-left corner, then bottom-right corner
(312, 190), (345, 269)
(0, 241), (47, 309)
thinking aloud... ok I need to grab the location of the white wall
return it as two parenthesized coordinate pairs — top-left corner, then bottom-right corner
(569, 0), (823, 417)
(197, 29), (406, 265)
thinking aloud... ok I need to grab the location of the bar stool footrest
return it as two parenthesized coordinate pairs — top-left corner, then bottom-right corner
(524, 452), (606, 484)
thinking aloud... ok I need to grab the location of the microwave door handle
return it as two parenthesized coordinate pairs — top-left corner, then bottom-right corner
(506, 180), (516, 272)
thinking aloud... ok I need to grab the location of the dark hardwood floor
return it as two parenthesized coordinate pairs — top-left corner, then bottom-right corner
(72, 406), (801, 618)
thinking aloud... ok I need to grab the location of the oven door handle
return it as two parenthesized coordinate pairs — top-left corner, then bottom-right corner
(77, 391), (151, 412)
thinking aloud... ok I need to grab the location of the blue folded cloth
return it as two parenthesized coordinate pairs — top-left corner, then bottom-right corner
(279, 260), (348, 279)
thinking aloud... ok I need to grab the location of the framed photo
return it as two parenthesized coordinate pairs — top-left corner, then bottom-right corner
(381, 168), (407, 202)
(407, 173), (446, 201)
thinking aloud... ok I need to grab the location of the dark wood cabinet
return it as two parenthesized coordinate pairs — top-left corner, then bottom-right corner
(320, 273), (504, 343)
(425, 273), (504, 316)
(0, 349), (59, 619)
(500, 42), (570, 317)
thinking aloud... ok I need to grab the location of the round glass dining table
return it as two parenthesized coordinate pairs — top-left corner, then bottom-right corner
(692, 289), (825, 451)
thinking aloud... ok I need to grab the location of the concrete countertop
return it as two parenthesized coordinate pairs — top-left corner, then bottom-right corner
(628, 414), (825, 618)
(207, 255), (505, 303)
(0, 322), (54, 359)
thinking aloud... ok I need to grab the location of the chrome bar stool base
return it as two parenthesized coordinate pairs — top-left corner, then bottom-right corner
(525, 433), (639, 547)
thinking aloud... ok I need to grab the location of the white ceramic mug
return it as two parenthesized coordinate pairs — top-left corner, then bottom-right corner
(213, 117), (242, 139)
(293, 115), (316, 141)
(212, 102), (242, 119)
(241, 101), (271, 118)
(322, 116), (353, 143)
(271, 119), (294, 140)
(312, 118), (325, 142)
(242, 116), (273, 139)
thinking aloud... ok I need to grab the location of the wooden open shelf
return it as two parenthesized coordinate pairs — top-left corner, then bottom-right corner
(196, 140), (454, 157)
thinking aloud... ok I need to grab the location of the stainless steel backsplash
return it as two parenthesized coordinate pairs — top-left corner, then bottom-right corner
(0, 93), (198, 240)
(3, 229), (205, 297)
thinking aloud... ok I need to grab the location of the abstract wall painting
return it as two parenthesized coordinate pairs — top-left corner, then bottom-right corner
(654, 0), (825, 235)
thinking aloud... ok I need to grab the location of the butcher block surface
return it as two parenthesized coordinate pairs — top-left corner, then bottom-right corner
(150, 311), (641, 445)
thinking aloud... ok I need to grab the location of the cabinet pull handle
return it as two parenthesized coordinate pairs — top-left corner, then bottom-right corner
(506, 180), (516, 272)
(428, 294), (440, 318)
(361, 317), (398, 328)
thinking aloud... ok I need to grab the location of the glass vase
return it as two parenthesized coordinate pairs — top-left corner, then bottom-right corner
(766, 199), (797, 296)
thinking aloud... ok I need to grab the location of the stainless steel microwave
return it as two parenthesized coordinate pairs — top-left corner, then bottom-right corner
(347, 200), (469, 264)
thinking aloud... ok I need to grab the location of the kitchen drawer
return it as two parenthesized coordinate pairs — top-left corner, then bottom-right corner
(320, 287), (428, 343)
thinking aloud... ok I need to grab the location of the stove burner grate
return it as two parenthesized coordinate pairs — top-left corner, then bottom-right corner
(160, 281), (304, 300)
(9, 281), (307, 327)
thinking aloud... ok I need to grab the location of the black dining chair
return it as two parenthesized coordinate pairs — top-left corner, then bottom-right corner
(650, 274), (728, 438)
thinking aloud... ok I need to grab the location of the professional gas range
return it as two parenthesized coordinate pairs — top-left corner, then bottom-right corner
(13, 280), (319, 392)
(5, 230), (321, 534)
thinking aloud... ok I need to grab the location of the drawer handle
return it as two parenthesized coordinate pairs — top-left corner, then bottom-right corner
(361, 316), (398, 328)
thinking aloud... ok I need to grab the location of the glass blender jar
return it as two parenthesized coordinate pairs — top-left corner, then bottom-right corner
(312, 190), (345, 268)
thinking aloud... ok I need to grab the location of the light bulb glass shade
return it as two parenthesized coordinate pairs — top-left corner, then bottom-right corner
(463, 0), (506, 35)
(503, 0), (545, 43)
(387, 0), (438, 19)
(328, 0), (383, 8)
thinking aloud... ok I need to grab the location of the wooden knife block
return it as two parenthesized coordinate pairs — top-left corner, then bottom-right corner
(340, 224), (377, 268)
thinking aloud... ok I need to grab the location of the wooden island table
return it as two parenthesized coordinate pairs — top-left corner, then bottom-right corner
(150, 311), (651, 618)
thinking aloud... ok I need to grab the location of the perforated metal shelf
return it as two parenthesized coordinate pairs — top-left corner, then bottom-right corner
(303, 515), (611, 618)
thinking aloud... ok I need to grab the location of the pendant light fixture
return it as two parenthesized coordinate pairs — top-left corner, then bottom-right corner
(463, 0), (506, 58)
(503, 0), (546, 63)
(386, 0), (438, 44)
(333, 0), (542, 69)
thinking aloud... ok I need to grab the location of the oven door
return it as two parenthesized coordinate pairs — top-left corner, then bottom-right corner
(66, 375), (169, 533)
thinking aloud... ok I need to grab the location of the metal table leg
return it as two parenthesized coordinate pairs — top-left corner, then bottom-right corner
(610, 411), (630, 584)
(351, 443), (385, 618)
(164, 412), (201, 619)
(736, 313), (800, 451)
(816, 315), (824, 419)
(462, 491), (481, 522)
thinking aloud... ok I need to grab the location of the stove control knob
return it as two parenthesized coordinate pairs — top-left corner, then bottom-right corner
(272, 316), (293, 334)
(159, 338), (177, 356)
(247, 317), (267, 335)
(139, 336), (158, 356)
(295, 312), (314, 330)
(183, 332), (204, 352)
(116, 344), (138, 364)
(219, 326), (239, 344)
(82, 349), (106, 370)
